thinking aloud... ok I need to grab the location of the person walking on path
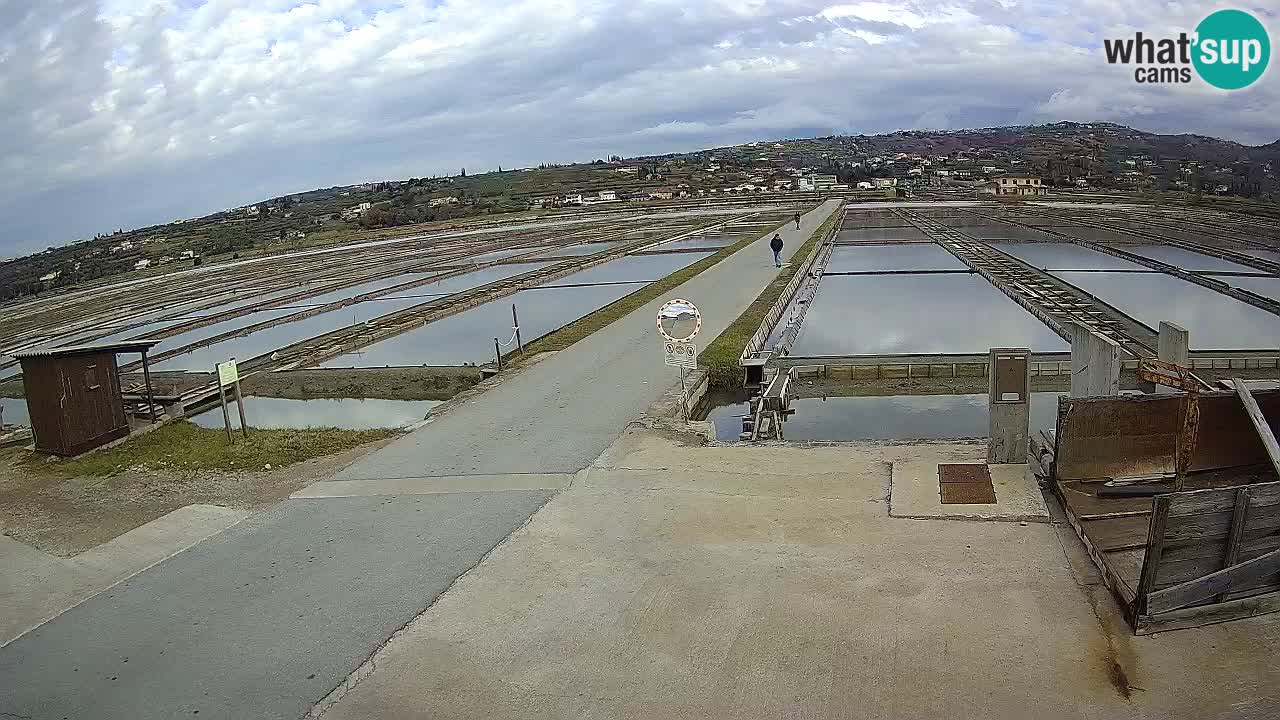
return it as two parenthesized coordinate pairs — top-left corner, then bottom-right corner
(793, 212), (801, 230)
(770, 233), (784, 268)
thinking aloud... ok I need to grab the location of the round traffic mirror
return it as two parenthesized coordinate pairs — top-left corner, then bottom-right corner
(657, 298), (701, 342)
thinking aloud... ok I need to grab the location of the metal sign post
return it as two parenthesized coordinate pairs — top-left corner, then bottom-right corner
(215, 359), (248, 443)
(657, 298), (702, 423)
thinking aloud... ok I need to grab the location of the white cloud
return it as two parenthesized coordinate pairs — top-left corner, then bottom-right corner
(0, 0), (1276, 254)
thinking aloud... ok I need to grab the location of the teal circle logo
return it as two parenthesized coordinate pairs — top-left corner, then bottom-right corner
(1193, 9), (1270, 89)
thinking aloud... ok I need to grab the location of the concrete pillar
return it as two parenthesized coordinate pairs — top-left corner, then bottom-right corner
(988, 348), (1030, 464)
(1071, 324), (1121, 398)
(1142, 321), (1191, 394)
(1157, 321), (1190, 365)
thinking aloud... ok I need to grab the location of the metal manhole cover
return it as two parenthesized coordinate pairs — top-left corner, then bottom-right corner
(939, 463), (997, 504)
(940, 482), (998, 504)
(939, 464), (992, 484)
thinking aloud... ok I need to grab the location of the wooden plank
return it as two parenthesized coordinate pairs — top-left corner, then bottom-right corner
(1079, 515), (1152, 552)
(1135, 495), (1172, 615)
(1163, 505), (1280, 545)
(1154, 536), (1280, 588)
(1235, 378), (1280, 480)
(1218, 487), (1251, 601)
(1104, 548), (1145, 587)
(1166, 480), (1280, 517)
(1052, 480), (1138, 605)
(1146, 546), (1280, 614)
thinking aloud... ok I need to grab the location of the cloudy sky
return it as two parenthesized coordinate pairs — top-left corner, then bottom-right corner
(1, 0), (1276, 256)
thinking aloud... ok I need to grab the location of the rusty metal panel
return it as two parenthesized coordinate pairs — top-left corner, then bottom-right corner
(941, 482), (998, 504)
(1055, 391), (1280, 481)
(939, 463), (997, 504)
(939, 464), (993, 484)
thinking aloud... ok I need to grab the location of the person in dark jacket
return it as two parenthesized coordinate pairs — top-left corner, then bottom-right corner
(770, 233), (784, 267)
(793, 212), (801, 230)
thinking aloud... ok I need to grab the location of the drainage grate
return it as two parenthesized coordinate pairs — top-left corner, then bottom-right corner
(939, 463), (997, 504)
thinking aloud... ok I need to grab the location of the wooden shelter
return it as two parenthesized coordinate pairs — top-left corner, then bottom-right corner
(12, 340), (160, 457)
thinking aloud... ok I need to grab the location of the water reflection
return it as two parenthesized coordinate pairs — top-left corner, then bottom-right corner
(1054, 271), (1280, 350)
(525, 242), (624, 259)
(1219, 275), (1280, 300)
(970, 226), (1056, 242)
(825, 244), (965, 272)
(321, 251), (713, 367)
(649, 236), (736, 251)
(837, 227), (928, 242)
(152, 263), (556, 370)
(190, 397), (440, 430)
(1121, 245), (1259, 273)
(0, 396), (29, 425)
(792, 274), (1067, 355)
(987, 242), (1146, 271)
(705, 392), (1064, 442)
(322, 282), (643, 366)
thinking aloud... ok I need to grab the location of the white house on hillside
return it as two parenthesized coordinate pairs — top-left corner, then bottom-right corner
(981, 176), (1047, 196)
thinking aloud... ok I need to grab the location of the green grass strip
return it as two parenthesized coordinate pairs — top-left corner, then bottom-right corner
(27, 421), (396, 477)
(511, 213), (802, 361)
(698, 211), (839, 388)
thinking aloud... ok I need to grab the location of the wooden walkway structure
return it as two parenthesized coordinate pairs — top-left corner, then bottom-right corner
(960, 206), (1280, 318)
(894, 209), (1158, 356)
(1050, 387), (1280, 633)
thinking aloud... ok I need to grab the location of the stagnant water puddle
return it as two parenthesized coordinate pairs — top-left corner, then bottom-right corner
(190, 396), (441, 430)
(702, 391), (1064, 442)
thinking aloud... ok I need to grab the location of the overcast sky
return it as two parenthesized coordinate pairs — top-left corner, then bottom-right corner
(1, 0), (1276, 257)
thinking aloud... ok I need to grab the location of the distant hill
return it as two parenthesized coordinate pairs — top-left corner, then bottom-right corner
(4, 121), (1276, 305)
(638, 121), (1278, 197)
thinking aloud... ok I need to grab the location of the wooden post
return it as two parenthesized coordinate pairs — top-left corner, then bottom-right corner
(140, 349), (158, 423)
(1133, 494), (1172, 622)
(1233, 378), (1280, 479)
(494, 338), (503, 370)
(1216, 487), (1251, 602)
(232, 369), (249, 440)
(513, 304), (523, 354)
(219, 384), (234, 445)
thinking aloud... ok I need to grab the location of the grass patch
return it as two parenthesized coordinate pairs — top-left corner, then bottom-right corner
(698, 211), (840, 388)
(511, 211), (807, 360)
(26, 421), (396, 477)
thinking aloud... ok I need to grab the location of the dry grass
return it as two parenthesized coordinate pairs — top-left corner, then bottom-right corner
(25, 421), (396, 477)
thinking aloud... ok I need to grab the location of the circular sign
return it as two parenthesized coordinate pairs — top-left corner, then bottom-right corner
(657, 298), (701, 342)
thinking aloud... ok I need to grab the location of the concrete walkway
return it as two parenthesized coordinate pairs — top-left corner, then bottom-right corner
(327, 199), (839, 481)
(0, 200), (839, 720)
(319, 431), (1280, 720)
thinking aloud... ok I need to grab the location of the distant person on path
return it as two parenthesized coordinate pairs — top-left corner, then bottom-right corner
(793, 212), (801, 230)
(770, 233), (784, 267)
